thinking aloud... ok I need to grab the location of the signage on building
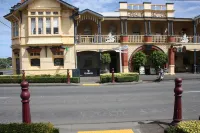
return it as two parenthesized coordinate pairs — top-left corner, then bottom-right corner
(84, 70), (94, 75)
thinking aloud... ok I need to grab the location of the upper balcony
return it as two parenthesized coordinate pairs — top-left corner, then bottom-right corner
(76, 34), (200, 44)
(120, 2), (174, 18)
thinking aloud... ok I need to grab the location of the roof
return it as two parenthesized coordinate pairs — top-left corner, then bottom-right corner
(4, 0), (78, 18)
(79, 9), (103, 18)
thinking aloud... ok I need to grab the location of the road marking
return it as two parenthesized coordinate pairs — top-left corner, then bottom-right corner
(78, 129), (134, 133)
(0, 97), (9, 99)
(82, 84), (100, 86)
(184, 91), (200, 93)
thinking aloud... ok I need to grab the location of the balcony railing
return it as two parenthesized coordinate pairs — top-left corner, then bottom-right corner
(128, 4), (144, 10)
(76, 35), (200, 44)
(151, 4), (166, 10)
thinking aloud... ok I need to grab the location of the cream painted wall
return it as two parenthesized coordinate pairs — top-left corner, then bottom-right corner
(28, 0), (60, 9)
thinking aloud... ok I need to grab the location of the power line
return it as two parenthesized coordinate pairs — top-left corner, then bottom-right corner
(0, 20), (11, 29)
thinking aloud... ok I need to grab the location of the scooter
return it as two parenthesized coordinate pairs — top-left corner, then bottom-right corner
(157, 69), (164, 82)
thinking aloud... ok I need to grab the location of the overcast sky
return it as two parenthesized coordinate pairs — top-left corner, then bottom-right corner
(0, 0), (200, 58)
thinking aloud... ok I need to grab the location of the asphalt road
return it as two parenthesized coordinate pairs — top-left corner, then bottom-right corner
(0, 80), (200, 131)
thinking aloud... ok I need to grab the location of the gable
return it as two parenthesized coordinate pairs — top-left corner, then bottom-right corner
(28, 0), (60, 9)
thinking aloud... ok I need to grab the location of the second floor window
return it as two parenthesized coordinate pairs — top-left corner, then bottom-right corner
(31, 18), (36, 35)
(38, 18), (43, 34)
(13, 22), (19, 37)
(53, 17), (59, 34)
(46, 18), (51, 34)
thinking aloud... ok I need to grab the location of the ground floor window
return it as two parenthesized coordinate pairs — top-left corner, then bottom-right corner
(54, 58), (64, 66)
(31, 58), (40, 66)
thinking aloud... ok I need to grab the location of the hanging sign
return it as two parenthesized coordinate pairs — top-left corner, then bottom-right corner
(65, 47), (69, 51)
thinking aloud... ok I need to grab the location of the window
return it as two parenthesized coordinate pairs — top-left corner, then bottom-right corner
(46, 12), (51, 15)
(53, 17), (59, 34)
(53, 12), (58, 15)
(133, 25), (140, 35)
(46, 18), (51, 34)
(31, 18), (36, 35)
(54, 58), (64, 66)
(31, 12), (36, 15)
(38, 18), (43, 34)
(84, 25), (92, 35)
(13, 22), (19, 37)
(38, 12), (43, 15)
(31, 59), (40, 66)
(30, 52), (40, 56)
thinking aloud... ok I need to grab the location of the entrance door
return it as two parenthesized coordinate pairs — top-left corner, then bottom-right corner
(16, 58), (20, 75)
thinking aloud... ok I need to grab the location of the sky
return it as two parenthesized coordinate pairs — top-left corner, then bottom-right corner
(0, 0), (200, 58)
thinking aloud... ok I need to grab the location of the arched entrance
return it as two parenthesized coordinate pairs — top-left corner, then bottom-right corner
(128, 45), (165, 74)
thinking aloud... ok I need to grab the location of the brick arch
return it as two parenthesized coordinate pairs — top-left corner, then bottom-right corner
(128, 45), (165, 72)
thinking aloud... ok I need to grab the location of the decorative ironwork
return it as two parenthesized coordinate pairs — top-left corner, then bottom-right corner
(151, 12), (166, 17)
(128, 11), (144, 17)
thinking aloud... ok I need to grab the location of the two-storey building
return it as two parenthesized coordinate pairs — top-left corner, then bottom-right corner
(4, 0), (200, 76)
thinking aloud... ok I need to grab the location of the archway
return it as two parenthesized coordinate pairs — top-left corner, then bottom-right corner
(128, 45), (165, 73)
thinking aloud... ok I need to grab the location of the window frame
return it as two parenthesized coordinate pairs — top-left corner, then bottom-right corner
(30, 58), (40, 67)
(54, 58), (64, 66)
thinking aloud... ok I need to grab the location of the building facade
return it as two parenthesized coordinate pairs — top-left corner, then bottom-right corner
(4, 0), (200, 76)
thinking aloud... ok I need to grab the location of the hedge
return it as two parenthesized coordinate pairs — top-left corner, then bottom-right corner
(0, 123), (59, 133)
(0, 75), (80, 84)
(100, 73), (139, 83)
(166, 121), (200, 133)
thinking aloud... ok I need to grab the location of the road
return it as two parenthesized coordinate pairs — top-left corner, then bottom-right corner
(0, 80), (199, 132)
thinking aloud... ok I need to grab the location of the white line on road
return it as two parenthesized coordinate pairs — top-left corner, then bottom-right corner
(184, 91), (200, 93)
(0, 97), (9, 99)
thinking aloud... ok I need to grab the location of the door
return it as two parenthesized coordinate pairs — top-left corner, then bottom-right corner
(16, 58), (20, 75)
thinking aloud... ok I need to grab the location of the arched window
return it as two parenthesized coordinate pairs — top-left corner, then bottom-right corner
(84, 25), (92, 35)
(108, 25), (117, 35)
(133, 24), (140, 35)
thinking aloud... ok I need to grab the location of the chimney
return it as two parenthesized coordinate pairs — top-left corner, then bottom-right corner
(21, 0), (25, 3)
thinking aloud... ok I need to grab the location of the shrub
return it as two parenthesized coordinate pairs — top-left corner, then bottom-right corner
(166, 121), (200, 133)
(0, 123), (59, 133)
(132, 51), (147, 71)
(0, 75), (80, 84)
(100, 73), (139, 83)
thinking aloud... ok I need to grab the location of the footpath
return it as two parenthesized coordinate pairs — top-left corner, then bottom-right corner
(55, 120), (171, 133)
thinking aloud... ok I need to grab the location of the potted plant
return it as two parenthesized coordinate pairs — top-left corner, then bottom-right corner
(132, 51), (147, 74)
(144, 35), (152, 43)
(149, 51), (168, 74)
(101, 53), (111, 73)
(167, 35), (175, 43)
(120, 34), (129, 43)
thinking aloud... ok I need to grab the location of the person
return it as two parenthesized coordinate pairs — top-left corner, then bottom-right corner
(158, 66), (164, 81)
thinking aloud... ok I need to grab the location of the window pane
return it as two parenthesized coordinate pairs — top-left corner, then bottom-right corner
(38, 18), (43, 34)
(38, 12), (43, 15)
(16, 22), (19, 36)
(54, 58), (64, 66)
(31, 18), (36, 35)
(46, 12), (51, 15)
(46, 18), (51, 34)
(31, 12), (35, 15)
(13, 22), (15, 37)
(31, 59), (40, 66)
(53, 17), (59, 34)
(53, 12), (58, 15)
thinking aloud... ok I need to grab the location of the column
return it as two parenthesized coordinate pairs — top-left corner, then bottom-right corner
(148, 20), (151, 35)
(194, 49), (197, 74)
(193, 21), (197, 43)
(168, 21), (170, 36)
(122, 49), (129, 73)
(74, 20), (77, 44)
(98, 20), (102, 43)
(144, 21), (147, 35)
(168, 47), (175, 75)
(36, 17), (38, 35)
(125, 19), (127, 35)
(171, 21), (174, 35)
(121, 20), (124, 34)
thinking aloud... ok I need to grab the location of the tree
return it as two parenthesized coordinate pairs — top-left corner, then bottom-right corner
(0, 58), (11, 69)
(101, 53), (111, 73)
(132, 51), (147, 71)
(149, 51), (168, 69)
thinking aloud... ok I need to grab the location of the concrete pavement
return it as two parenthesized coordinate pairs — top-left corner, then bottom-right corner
(0, 80), (199, 133)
